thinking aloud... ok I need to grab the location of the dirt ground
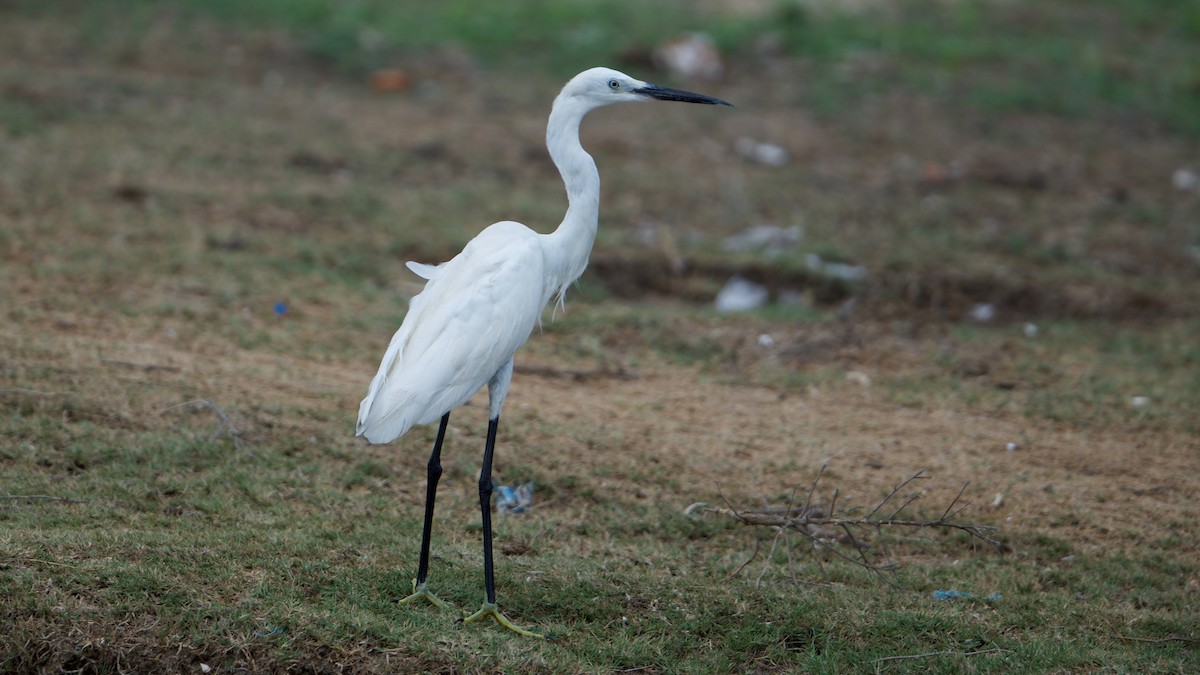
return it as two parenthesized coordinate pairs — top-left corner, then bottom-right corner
(2, 2), (1198, 600)
(19, 303), (1196, 564)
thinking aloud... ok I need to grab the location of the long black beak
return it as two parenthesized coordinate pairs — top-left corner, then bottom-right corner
(635, 84), (733, 107)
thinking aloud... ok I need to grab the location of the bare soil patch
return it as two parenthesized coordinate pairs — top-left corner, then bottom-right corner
(2, 7), (1198, 669)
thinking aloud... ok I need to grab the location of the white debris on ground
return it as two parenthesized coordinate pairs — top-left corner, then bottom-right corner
(633, 221), (687, 274)
(714, 275), (769, 312)
(1129, 396), (1150, 409)
(735, 137), (789, 167)
(824, 261), (868, 282)
(496, 482), (535, 515)
(845, 371), (871, 387)
(757, 333), (775, 348)
(777, 289), (807, 308)
(1023, 322), (1039, 339)
(654, 33), (723, 80)
(1172, 167), (1198, 192)
(804, 253), (868, 281)
(1188, 245), (1200, 265)
(969, 303), (996, 323)
(634, 221), (659, 247)
(722, 224), (804, 255)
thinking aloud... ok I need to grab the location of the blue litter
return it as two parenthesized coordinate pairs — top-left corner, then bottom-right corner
(253, 625), (283, 638)
(933, 589), (1002, 601)
(274, 301), (287, 316)
(496, 481), (535, 514)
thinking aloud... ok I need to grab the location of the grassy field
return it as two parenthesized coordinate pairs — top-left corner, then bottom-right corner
(2, 1), (1199, 672)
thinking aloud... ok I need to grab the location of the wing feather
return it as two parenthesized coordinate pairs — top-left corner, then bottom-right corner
(357, 222), (546, 444)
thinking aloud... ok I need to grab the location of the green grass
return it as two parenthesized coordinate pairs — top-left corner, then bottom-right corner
(874, 319), (1200, 434)
(6, 0), (713, 75)
(8, 0), (1200, 133)
(3, 430), (1196, 671)
(2, 1), (1199, 671)
(732, 0), (1200, 134)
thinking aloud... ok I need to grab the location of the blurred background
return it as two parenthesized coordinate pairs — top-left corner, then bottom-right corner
(4, 0), (1198, 314)
(2, 1), (1198, 671)
(3, 0), (1197, 422)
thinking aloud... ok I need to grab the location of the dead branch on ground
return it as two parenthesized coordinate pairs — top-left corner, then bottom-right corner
(161, 399), (245, 449)
(515, 363), (638, 381)
(686, 467), (1002, 583)
(0, 495), (87, 504)
(1114, 634), (1200, 645)
(874, 647), (1009, 666)
(0, 388), (67, 398)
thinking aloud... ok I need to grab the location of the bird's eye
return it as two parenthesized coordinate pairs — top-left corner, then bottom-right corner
(607, 79), (620, 90)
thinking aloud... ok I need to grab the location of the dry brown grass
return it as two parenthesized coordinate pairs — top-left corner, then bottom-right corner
(3, 4), (1199, 670)
(3, 5), (1196, 561)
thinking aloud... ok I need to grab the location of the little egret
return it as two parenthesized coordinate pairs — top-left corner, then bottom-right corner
(356, 67), (730, 637)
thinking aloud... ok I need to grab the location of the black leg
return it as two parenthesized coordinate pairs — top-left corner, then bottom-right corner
(397, 413), (456, 611)
(478, 416), (499, 604)
(415, 412), (450, 586)
(461, 414), (543, 637)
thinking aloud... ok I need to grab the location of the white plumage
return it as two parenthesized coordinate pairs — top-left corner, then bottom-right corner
(357, 222), (544, 442)
(353, 67), (730, 637)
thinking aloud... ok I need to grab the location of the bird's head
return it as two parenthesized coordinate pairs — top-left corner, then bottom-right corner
(559, 67), (732, 110)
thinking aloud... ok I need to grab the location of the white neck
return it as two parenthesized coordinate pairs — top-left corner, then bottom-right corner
(542, 93), (601, 306)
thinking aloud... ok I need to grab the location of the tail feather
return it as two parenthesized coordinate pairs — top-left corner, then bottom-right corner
(357, 387), (420, 444)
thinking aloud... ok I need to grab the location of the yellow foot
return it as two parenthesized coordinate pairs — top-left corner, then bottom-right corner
(397, 579), (457, 612)
(461, 602), (544, 638)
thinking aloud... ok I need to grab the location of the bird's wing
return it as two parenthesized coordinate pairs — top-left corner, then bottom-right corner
(357, 222), (546, 444)
(405, 261), (442, 280)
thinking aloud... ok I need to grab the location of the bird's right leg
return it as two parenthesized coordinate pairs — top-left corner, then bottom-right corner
(461, 414), (544, 638)
(397, 412), (457, 612)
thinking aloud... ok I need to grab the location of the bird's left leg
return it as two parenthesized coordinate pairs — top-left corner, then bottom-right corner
(397, 412), (457, 612)
(461, 360), (544, 638)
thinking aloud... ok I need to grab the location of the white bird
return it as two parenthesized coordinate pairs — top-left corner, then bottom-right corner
(356, 66), (730, 637)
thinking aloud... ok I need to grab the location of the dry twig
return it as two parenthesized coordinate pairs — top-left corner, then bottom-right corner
(1114, 634), (1200, 644)
(874, 647), (1009, 665)
(162, 399), (245, 449)
(515, 363), (638, 381)
(0, 494), (87, 504)
(4, 556), (84, 569)
(689, 467), (1002, 580)
(0, 388), (67, 398)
